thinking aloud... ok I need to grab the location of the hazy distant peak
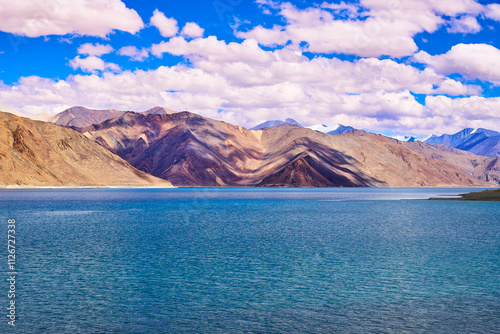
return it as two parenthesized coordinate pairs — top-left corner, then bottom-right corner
(0, 103), (25, 117)
(142, 106), (178, 115)
(0, 104), (51, 122)
(251, 118), (303, 130)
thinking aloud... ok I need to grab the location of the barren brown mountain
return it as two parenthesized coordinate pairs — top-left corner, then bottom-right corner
(79, 111), (496, 187)
(0, 111), (172, 187)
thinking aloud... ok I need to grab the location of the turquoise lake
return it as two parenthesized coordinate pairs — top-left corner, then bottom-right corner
(0, 188), (499, 333)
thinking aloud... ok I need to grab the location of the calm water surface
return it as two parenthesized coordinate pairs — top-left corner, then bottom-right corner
(0, 188), (499, 333)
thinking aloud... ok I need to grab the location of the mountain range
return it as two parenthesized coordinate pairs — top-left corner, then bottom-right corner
(251, 118), (355, 135)
(424, 128), (500, 157)
(72, 109), (500, 187)
(50, 106), (179, 128)
(2, 105), (500, 188)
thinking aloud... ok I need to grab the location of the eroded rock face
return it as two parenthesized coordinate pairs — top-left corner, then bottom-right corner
(0, 112), (172, 187)
(79, 111), (496, 187)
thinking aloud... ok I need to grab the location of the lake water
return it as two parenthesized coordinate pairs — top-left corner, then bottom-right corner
(0, 188), (499, 333)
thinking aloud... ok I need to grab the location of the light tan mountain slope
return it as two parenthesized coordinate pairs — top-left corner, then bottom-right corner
(0, 112), (172, 187)
(404, 141), (500, 184)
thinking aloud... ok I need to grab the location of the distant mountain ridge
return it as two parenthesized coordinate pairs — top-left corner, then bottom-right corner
(50, 106), (180, 128)
(425, 128), (500, 157)
(390, 135), (417, 142)
(251, 118), (303, 130)
(142, 106), (178, 115)
(251, 120), (355, 135)
(308, 124), (354, 135)
(50, 106), (126, 128)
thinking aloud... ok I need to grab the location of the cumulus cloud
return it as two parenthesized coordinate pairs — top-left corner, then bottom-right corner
(151, 36), (276, 64)
(413, 43), (500, 84)
(0, 0), (144, 38)
(69, 56), (120, 73)
(151, 36), (478, 96)
(425, 95), (500, 131)
(238, 0), (484, 57)
(484, 4), (500, 21)
(320, 1), (358, 16)
(77, 43), (113, 56)
(237, 3), (420, 57)
(447, 16), (481, 34)
(181, 22), (205, 38)
(117, 46), (149, 61)
(150, 9), (178, 37)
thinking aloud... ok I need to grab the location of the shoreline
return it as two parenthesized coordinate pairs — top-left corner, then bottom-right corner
(429, 189), (500, 201)
(0, 185), (494, 190)
(0, 185), (177, 190)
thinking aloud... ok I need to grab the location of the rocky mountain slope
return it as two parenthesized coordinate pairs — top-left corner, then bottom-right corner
(0, 112), (172, 187)
(77, 111), (495, 187)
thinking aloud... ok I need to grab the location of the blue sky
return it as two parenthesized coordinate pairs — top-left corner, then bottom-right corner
(1, 0), (500, 135)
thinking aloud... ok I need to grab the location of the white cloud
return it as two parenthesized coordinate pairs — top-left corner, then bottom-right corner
(69, 56), (120, 73)
(362, 0), (483, 18)
(0, 0), (144, 38)
(255, 0), (280, 9)
(237, 0), (484, 58)
(320, 1), (359, 17)
(150, 9), (178, 38)
(117, 46), (149, 61)
(181, 22), (205, 38)
(151, 36), (276, 64)
(151, 35), (478, 96)
(426, 95), (500, 127)
(447, 16), (481, 34)
(77, 43), (113, 56)
(414, 43), (500, 84)
(484, 4), (500, 21)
